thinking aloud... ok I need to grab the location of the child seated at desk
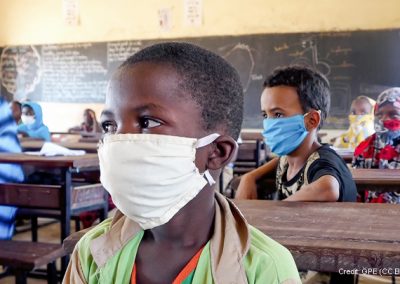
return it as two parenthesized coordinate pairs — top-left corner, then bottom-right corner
(353, 87), (400, 203)
(68, 108), (101, 134)
(17, 101), (50, 141)
(64, 42), (300, 284)
(333, 96), (375, 149)
(0, 97), (24, 240)
(236, 66), (357, 202)
(9, 100), (22, 124)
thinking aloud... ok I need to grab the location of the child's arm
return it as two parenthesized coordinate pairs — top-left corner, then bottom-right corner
(235, 157), (279, 199)
(284, 175), (340, 201)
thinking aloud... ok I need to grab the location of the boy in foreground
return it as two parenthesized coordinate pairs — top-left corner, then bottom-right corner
(63, 43), (300, 284)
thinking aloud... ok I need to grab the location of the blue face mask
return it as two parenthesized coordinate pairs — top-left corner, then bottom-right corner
(262, 114), (309, 156)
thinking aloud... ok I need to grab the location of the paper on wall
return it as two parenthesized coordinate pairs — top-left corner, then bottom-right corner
(183, 0), (202, 27)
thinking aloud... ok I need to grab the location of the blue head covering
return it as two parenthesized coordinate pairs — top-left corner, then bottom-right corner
(0, 97), (24, 239)
(17, 101), (51, 141)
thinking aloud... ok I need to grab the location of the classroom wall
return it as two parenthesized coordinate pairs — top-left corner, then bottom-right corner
(1, 0), (400, 132)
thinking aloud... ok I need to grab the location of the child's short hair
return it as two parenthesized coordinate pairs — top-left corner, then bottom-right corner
(118, 42), (244, 139)
(263, 65), (331, 128)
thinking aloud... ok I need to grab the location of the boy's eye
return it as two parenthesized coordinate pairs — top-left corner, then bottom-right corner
(102, 121), (117, 134)
(274, 112), (283, 118)
(139, 117), (162, 129)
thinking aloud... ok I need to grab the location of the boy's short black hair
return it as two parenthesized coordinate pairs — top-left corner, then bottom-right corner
(263, 65), (330, 128)
(118, 42), (244, 139)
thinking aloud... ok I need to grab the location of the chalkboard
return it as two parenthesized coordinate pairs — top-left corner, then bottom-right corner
(1, 29), (400, 129)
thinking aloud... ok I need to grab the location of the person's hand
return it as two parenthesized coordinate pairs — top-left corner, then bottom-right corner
(235, 174), (258, 199)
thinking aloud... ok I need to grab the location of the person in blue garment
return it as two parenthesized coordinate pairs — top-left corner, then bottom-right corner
(0, 97), (24, 239)
(17, 101), (51, 141)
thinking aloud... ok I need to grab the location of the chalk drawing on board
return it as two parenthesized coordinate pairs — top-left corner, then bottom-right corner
(273, 43), (289, 52)
(289, 38), (332, 77)
(0, 45), (41, 101)
(219, 43), (257, 92)
(331, 60), (355, 69)
(329, 46), (352, 56)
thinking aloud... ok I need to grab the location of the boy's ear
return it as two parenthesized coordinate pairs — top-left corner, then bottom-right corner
(305, 110), (321, 131)
(206, 135), (237, 170)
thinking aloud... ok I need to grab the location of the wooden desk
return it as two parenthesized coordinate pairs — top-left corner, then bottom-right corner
(333, 149), (354, 163)
(234, 200), (400, 272)
(351, 168), (400, 192)
(0, 153), (104, 272)
(20, 140), (99, 153)
(240, 131), (263, 141)
(340, 153), (353, 163)
(0, 153), (101, 238)
(256, 168), (400, 196)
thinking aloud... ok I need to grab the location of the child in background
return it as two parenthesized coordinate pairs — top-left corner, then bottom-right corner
(63, 42), (300, 284)
(0, 97), (24, 239)
(17, 101), (50, 141)
(69, 108), (101, 134)
(236, 66), (357, 202)
(9, 100), (22, 124)
(353, 87), (400, 203)
(333, 96), (375, 149)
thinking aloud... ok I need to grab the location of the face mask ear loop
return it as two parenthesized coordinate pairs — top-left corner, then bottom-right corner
(203, 170), (216, 185)
(195, 133), (220, 148)
(195, 133), (220, 186)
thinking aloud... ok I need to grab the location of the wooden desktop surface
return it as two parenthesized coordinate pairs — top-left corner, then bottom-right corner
(64, 200), (400, 273)
(0, 153), (99, 168)
(234, 200), (400, 272)
(20, 140), (98, 153)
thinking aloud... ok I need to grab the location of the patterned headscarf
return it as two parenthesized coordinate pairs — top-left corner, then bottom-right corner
(374, 87), (400, 135)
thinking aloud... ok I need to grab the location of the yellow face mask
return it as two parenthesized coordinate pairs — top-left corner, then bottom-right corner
(348, 114), (374, 126)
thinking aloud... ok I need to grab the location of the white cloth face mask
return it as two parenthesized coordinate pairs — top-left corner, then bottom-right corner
(21, 115), (35, 125)
(98, 133), (220, 229)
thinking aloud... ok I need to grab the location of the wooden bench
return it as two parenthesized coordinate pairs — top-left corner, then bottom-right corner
(0, 182), (108, 241)
(0, 241), (66, 284)
(0, 183), (73, 283)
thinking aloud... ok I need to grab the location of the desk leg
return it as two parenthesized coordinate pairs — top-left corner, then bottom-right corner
(60, 168), (71, 276)
(31, 216), (38, 242)
(14, 270), (27, 284)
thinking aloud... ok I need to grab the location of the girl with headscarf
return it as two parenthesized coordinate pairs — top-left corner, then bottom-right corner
(0, 97), (24, 239)
(353, 87), (400, 203)
(17, 101), (51, 141)
(334, 96), (376, 149)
